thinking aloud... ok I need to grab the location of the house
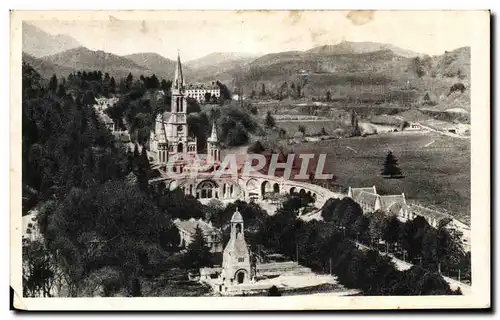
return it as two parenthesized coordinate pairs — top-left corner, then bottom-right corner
(347, 186), (408, 216)
(173, 217), (223, 253)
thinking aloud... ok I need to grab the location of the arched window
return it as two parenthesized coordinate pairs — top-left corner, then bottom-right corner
(197, 180), (218, 199)
(177, 143), (184, 153)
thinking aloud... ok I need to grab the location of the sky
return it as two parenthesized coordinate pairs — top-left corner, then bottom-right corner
(28, 10), (478, 61)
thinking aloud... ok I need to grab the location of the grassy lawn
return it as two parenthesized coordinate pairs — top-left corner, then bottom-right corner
(291, 131), (471, 222)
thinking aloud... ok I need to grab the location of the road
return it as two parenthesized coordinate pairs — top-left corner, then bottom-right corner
(392, 116), (470, 140)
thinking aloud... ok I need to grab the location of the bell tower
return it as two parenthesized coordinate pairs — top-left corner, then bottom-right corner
(166, 51), (188, 149)
(207, 121), (220, 163)
(221, 208), (252, 286)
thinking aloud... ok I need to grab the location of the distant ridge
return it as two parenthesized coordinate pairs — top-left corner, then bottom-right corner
(124, 52), (193, 80)
(306, 41), (420, 58)
(22, 22), (81, 58)
(40, 46), (151, 79)
(22, 52), (74, 80)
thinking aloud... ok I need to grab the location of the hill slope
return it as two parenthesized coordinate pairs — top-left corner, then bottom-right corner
(226, 44), (470, 113)
(123, 52), (192, 80)
(22, 22), (81, 58)
(41, 47), (151, 79)
(186, 52), (259, 83)
(306, 41), (420, 58)
(22, 52), (74, 79)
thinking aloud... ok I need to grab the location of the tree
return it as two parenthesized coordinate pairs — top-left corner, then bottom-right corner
(250, 90), (256, 99)
(354, 215), (370, 243)
(216, 81), (232, 101)
(296, 84), (302, 98)
(56, 84), (66, 97)
(260, 83), (266, 96)
(149, 74), (160, 89)
(268, 285), (281, 296)
(298, 125), (306, 136)
(126, 73), (134, 90)
(326, 91), (331, 102)
(109, 77), (116, 93)
(383, 215), (401, 253)
(368, 210), (387, 247)
(247, 140), (266, 154)
(264, 111), (276, 128)
(204, 92), (211, 104)
(22, 238), (56, 297)
(160, 79), (171, 91)
(381, 151), (403, 178)
(449, 83), (466, 95)
(48, 74), (58, 93)
(353, 118), (361, 136)
(205, 199), (224, 223)
(182, 226), (213, 270)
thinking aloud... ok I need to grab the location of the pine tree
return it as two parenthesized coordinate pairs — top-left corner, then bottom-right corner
(264, 111), (276, 128)
(48, 74), (58, 93)
(381, 151), (402, 178)
(126, 73), (134, 90)
(56, 84), (66, 97)
(260, 83), (266, 96)
(148, 75), (157, 89)
(109, 77), (116, 93)
(183, 226), (213, 269)
(326, 91), (331, 102)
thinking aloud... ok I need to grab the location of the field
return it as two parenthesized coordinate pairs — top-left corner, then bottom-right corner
(291, 131), (471, 222)
(276, 120), (347, 137)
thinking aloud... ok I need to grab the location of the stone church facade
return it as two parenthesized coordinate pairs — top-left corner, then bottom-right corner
(149, 52), (220, 173)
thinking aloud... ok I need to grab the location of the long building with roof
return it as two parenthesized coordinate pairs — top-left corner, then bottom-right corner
(347, 185), (470, 251)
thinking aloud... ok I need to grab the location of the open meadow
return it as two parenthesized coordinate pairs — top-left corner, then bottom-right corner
(290, 131), (471, 222)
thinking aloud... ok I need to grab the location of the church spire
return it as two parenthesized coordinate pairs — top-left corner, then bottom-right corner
(208, 121), (218, 143)
(173, 49), (184, 90)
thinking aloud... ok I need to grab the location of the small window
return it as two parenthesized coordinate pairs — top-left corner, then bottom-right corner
(238, 258), (244, 262)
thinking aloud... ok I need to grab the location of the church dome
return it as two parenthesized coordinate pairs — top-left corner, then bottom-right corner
(231, 208), (243, 223)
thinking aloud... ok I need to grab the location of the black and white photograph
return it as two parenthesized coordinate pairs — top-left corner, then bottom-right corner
(10, 10), (490, 310)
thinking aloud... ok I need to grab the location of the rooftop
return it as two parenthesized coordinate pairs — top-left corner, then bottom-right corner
(408, 204), (452, 224)
(354, 191), (379, 206)
(350, 186), (377, 199)
(173, 218), (216, 235)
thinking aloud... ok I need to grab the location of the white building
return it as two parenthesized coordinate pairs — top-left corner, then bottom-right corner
(185, 82), (220, 103)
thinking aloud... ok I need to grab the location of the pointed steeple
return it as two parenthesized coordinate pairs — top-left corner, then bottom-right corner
(208, 121), (218, 143)
(173, 49), (184, 90)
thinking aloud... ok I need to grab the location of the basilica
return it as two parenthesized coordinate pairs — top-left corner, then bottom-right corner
(149, 52), (220, 174)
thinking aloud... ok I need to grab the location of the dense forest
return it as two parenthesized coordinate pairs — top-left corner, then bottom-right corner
(21, 65), (219, 297)
(254, 195), (466, 295)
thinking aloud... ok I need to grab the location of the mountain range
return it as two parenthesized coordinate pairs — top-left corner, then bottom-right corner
(22, 22), (81, 58)
(22, 23), (470, 112)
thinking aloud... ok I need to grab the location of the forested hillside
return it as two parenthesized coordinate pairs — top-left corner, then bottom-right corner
(22, 64), (191, 297)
